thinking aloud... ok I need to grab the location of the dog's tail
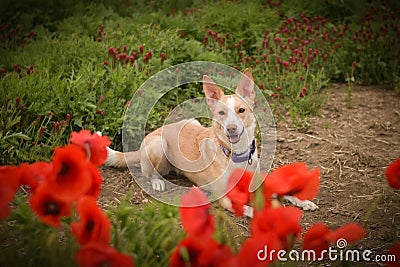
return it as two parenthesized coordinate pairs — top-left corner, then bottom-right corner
(105, 147), (140, 168)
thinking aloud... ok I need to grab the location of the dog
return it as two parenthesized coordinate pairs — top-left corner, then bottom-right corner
(105, 69), (318, 216)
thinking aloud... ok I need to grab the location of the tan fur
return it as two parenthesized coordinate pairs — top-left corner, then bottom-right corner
(106, 69), (318, 216)
(106, 70), (257, 213)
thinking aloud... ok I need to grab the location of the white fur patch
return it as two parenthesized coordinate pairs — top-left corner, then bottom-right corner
(105, 147), (117, 166)
(284, 196), (319, 211)
(226, 96), (236, 110)
(188, 119), (201, 126)
(243, 205), (254, 217)
(152, 178), (165, 191)
(225, 97), (241, 128)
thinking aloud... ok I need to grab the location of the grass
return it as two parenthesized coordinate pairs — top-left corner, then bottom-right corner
(1, 0), (399, 164)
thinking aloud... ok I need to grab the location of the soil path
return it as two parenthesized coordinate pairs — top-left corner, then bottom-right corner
(100, 83), (400, 257)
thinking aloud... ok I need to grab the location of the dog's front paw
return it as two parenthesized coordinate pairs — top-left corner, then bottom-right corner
(284, 196), (319, 211)
(298, 200), (319, 211)
(151, 178), (166, 192)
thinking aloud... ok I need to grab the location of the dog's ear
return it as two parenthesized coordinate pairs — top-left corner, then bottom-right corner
(203, 75), (224, 109)
(236, 69), (255, 105)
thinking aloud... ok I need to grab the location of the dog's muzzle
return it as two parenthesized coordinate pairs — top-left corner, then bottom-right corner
(226, 124), (244, 144)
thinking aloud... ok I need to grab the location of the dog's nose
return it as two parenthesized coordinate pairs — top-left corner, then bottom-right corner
(226, 124), (237, 134)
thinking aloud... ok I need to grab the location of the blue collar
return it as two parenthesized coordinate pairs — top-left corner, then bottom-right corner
(220, 140), (256, 163)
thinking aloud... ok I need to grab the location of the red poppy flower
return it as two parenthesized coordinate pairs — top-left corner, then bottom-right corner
(76, 242), (134, 267)
(197, 240), (233, 267)
(387, 242), (400, 267)
(20, 162), (53, 190)
(386, 158), (400, 190)
(0, 166), (22, 220)
(324, 223), (366, 243)
(85, 164), (103, 199)
(237, 232), (282, 267)
(264, 162), (320, 200)
(226, 168), (253, 216)
(29, 184), (72, 227)
(251, 206), (302, 250)
(71, 196), (111, 245)
(179, 187), (215, 239)
(69, 130), (111, 166)
(169, 237), (204, 267)
(302, 222), (365, 260)
(170, 236), (230, 267)
(301, 223), (330, 258)
(46, 144), (92, 202)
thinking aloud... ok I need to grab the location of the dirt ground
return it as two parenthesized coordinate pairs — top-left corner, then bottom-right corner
(100, 83), (400, 263)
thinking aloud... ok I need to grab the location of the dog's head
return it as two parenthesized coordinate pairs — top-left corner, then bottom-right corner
(203, 69), (256, 147)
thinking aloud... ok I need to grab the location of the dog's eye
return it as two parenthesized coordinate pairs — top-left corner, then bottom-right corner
(218, 111), (225, 116)
(238, 108), (246, 113)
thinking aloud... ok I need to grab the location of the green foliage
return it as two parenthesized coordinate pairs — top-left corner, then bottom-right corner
(1, 0), (399, 163)
(0, 190), (184, 267)
(280, 0), (368, 21)
(107, 195), (184, 266)
(0, 192), (78, 267)
(0, 3), (226, 162)
(249, 0), (400, 89)
(0, 1), (399, 266)
(1, 187), (252, 267)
